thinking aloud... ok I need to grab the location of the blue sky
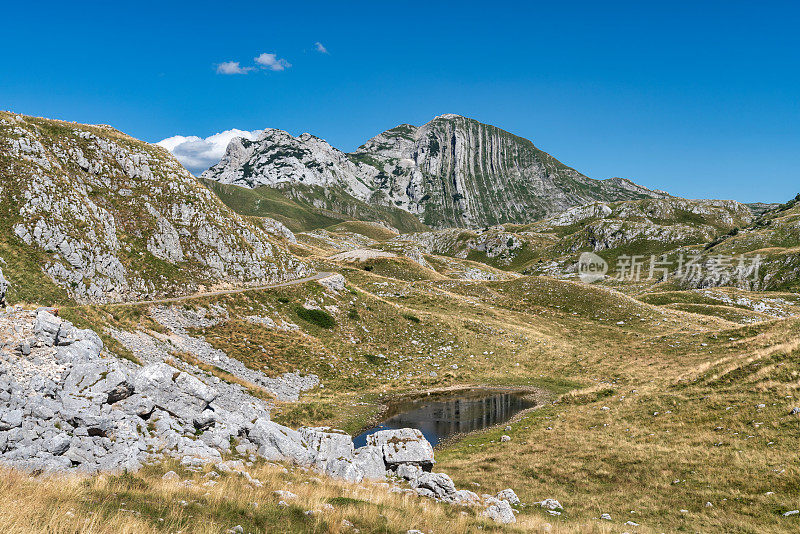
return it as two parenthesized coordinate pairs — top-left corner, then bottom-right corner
(2, 1), (798, 202)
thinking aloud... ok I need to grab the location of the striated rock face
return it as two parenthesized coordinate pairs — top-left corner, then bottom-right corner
(202, 114), (667, 229)
(0, 112), (310, 304)
(354, 114), (667, 228)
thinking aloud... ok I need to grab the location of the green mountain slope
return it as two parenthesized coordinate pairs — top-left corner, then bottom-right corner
(202, 179), (428, 234)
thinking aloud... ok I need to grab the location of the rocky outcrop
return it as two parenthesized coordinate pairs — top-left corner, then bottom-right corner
(0, 307), (520, 522)
(392, 226), (527, 267)
(202, 130), (377, 200)
(202, 114), (667, 229)
(0, 266), (7, 307)
(0, 307), (270, 473)
(538, 198), (753, 230)
(146, 304), (319, 401)
(0, 112), (310, 304)
(0, 306), (319, 474)
(674, 196), (800, 291)
(367, 428), (435, 469)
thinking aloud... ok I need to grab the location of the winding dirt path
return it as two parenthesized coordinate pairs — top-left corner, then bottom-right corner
(107, 272), (336, 307)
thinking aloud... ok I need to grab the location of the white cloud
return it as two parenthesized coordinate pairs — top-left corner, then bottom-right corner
(215, 61), (254, 75)
(314, 42), (329, 54)
(254, 52), (291, 71)
(156, 129), (263, 175)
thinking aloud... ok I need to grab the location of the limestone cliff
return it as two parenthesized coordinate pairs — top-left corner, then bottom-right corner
(0, 112), (310, 304)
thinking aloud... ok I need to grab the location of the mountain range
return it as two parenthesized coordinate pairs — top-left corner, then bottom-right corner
(200, 114), (669, 229)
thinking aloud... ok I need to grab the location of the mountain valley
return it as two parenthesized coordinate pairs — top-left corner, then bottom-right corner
(0, 111), (798, 533)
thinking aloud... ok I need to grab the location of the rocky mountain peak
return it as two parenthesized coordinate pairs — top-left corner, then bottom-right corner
(201, 114), (668, 229)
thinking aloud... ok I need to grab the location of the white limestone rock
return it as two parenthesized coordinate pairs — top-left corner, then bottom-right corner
(367, 428), (434, 468)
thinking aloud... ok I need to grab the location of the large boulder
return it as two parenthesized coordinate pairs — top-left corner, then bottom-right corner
(299, 427), (359, 479)
(0, 408), (23, 431)
(352, 445), (386, 480)
(396, 463), (423, 481)
(411, 472), (458, 501)
(248, 418), (313, 465)
(32, 310), (103, 361)
(59, 360), (134, 431)
(62, 361), (134, 406)
(496, 488), (521, 505)
(133, 363), (218, 424)
(482, 498), (516, 524)
(300, 427), (354, 466)
(367, 428), (434, 469)
(33, 311), (62, 347)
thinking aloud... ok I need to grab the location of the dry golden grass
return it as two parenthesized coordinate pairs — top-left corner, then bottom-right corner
(15, 269), (800, 533)
(0, 461), (605, 534)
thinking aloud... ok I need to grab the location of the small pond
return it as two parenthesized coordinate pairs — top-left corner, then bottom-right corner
(353, 389), (537, 447)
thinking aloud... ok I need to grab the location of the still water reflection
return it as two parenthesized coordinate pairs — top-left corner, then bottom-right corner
(353, 390), (536, 447)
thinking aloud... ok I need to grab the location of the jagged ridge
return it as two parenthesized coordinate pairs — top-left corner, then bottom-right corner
(202, 114), (668, 229)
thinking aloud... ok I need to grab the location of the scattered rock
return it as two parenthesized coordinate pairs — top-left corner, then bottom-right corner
(537, 498), (563, 510)
(482, 498), (516, 524)
(496, 488), (520, 505)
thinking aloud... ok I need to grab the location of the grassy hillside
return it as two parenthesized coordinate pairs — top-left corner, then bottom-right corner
(202, 179), (428, 234)
(0, 112), (308, 305)
(689, 194), (800, 290)
(38, 258), (799, 533)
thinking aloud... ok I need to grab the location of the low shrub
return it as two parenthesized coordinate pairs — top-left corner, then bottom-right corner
(295, 306), (336, 329)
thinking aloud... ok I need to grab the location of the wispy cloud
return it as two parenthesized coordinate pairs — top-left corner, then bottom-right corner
(254, 52), (291, 71)
(215, 61), (254, 75)
(314, 42), (329, 54)
(157, 129), (263, 175)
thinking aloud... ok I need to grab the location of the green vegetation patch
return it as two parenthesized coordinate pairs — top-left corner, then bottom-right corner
(295, 306), (336, 329)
